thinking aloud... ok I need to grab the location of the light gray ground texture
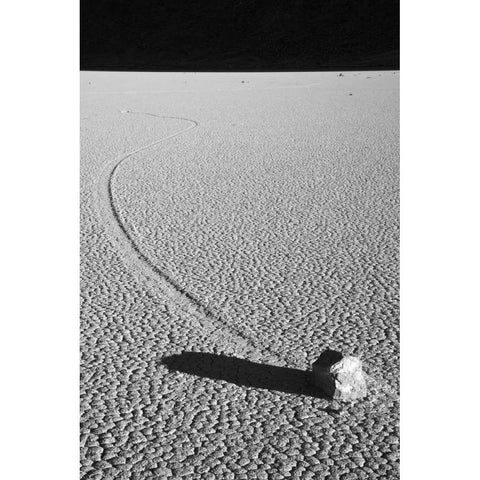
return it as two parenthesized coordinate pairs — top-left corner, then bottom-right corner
(81, 72), (399, 479)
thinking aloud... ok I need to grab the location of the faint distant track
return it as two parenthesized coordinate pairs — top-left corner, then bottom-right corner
(96, 111), (286, 365)
(84, 82), (330, 96)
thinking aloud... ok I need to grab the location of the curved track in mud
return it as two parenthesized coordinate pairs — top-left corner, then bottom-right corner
(95, 111), (285, 364)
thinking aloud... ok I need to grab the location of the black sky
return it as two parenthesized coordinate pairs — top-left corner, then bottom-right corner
(81, 0), (399, 71)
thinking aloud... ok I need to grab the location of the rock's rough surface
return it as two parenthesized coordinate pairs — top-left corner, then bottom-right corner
(312, 350), (368, 401)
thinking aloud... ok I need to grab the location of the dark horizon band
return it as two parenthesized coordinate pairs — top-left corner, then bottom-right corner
(80, 0), (400, 72)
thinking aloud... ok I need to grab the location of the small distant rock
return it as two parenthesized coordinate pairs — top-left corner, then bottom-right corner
(338, 73), (344, 77)
(312, 350), (367, 401)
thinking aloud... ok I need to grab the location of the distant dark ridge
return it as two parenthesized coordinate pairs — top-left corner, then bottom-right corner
(81, 0), (399, 72)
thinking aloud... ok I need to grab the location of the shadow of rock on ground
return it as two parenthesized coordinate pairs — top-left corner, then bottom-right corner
(161, 351), (331, 400)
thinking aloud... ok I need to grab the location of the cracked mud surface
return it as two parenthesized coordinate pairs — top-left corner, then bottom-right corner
(81, 72), (399, 479)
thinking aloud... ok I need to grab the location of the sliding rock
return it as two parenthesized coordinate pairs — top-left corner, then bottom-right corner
(312, 350), (367, 401)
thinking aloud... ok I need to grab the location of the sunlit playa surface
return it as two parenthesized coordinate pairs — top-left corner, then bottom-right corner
(81, 71), (399, 479)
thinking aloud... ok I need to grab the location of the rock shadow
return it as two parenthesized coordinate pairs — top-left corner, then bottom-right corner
(161, 351), (329, 400)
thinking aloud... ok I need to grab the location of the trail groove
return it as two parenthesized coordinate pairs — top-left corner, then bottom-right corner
(96, 111), (286, 365)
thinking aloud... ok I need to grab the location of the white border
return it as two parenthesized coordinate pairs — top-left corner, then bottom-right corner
(401, 0), (479, 478)
(2, 1), (78, 478)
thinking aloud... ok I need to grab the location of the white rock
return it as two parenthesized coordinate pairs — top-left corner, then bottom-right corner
(312, 350), (367, 401)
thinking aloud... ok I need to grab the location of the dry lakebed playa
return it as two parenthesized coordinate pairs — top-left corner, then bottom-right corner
(80, 71), (399, 479)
